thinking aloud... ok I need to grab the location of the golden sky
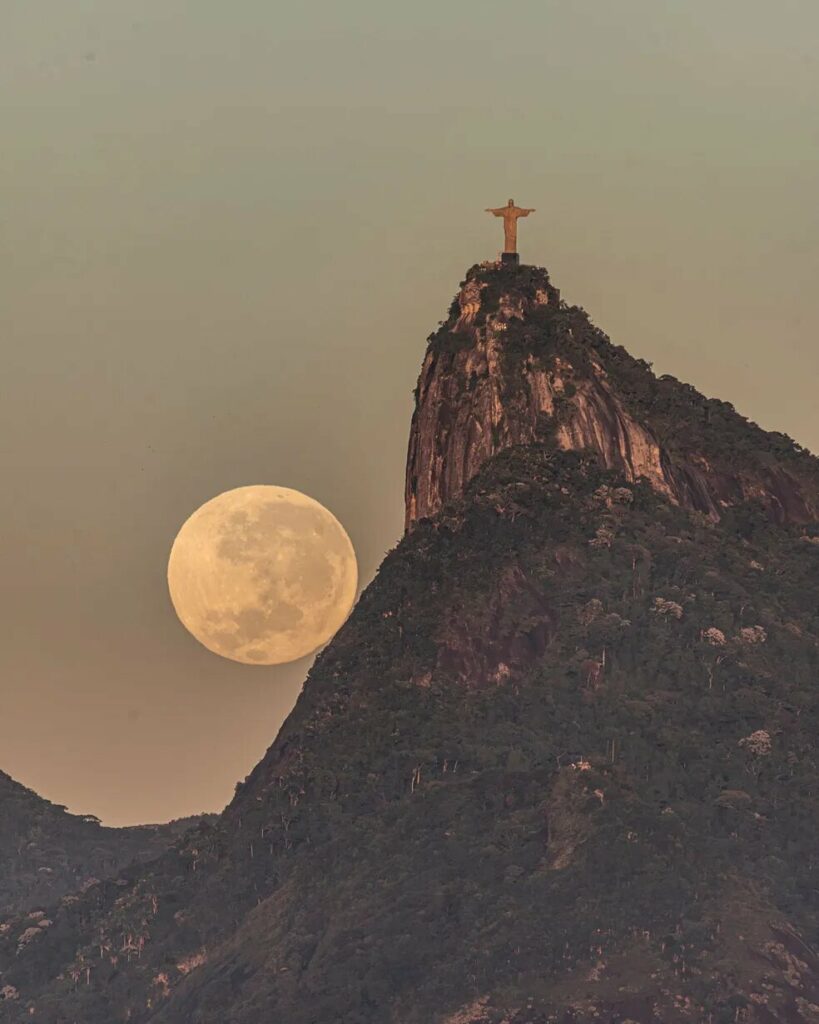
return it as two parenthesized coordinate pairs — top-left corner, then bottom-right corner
(2, 1), (818, 825)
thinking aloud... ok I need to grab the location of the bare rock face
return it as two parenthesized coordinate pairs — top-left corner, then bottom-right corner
(435, 565), (556, 686)
(406, 263), (819, 529)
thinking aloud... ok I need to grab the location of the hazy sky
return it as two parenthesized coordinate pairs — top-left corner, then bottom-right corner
(2, 1), (817, 825)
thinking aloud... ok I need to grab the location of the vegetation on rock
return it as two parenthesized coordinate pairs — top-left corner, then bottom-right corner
(1, 265), (817, 1023)
(0, 770), (209, 919)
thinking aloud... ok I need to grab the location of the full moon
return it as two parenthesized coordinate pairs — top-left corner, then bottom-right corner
(167, 486), (358, 665)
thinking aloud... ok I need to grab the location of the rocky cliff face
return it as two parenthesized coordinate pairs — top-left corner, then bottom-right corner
(2, 264), (819, 1024)
(406, 263), (819, 529)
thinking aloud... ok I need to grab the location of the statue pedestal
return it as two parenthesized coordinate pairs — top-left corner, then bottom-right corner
(501, 252), (520, 267)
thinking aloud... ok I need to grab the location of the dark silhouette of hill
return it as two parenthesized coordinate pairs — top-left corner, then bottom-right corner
(0, 770), (209, 920)
(1, 263), (817, 1022)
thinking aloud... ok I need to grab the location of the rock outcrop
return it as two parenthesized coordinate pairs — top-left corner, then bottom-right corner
(406, 263), (819, 529)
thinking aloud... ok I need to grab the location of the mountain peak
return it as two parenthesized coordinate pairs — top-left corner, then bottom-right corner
(3, 264), (819, 1024)
(405, 263), (819, 530)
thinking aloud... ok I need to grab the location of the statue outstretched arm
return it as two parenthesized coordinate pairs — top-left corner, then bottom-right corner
(519, 208), (536, 216)
(485, 208), (506, 216)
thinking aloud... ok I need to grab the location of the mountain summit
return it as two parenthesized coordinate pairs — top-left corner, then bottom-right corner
(406, 262), (819, 529)
(1, 264), (818, 1023)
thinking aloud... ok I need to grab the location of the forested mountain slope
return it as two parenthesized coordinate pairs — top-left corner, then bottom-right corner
(0, 770), (207, 918)
(2, 264), (817, 1023)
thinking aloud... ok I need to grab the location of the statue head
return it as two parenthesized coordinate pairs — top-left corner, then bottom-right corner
(507, 198), (514, 206)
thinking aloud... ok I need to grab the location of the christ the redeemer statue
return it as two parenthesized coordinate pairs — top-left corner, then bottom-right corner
(485, 198), (536, 256)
